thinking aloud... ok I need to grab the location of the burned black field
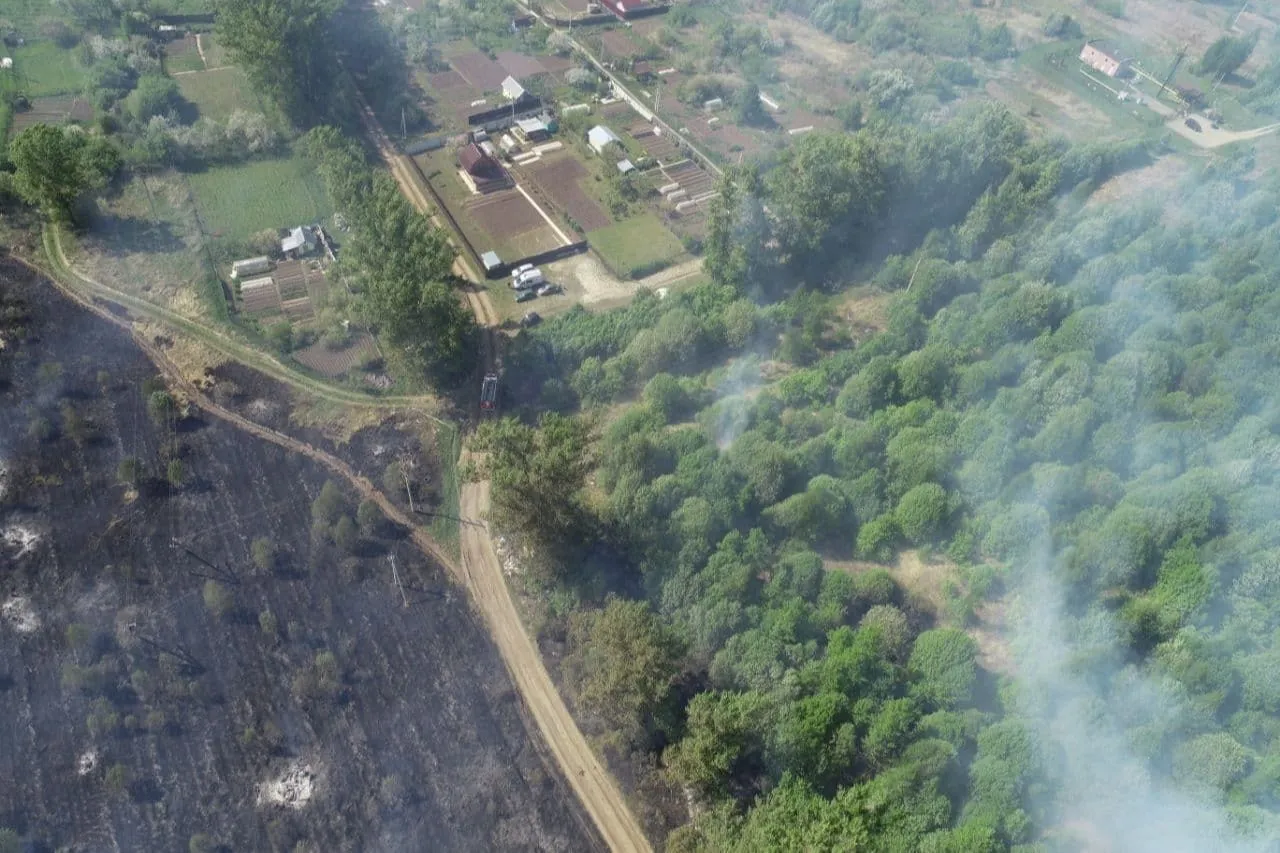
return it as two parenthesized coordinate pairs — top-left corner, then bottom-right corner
(0, 263), (598, 853)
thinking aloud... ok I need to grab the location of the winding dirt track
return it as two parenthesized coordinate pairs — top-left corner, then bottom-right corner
(359, 101), (653, 852)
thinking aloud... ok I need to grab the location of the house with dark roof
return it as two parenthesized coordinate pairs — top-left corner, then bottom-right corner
(457, 141), (511, 193)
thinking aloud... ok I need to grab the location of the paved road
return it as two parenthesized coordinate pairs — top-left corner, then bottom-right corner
(355, 93), (654, 853)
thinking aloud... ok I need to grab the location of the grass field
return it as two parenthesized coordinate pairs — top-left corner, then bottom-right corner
(199, 33), (230, 69)
(9, 41), (87, 97)
(177, 66), (263, 121)
(588, 212), (686, 279)
(79, 172), (223, 320)
(186, 155), (333, 243)
(163, 40), (207, 74)
(0, 0), (55, 31)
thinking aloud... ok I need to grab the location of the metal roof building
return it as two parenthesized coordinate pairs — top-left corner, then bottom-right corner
(587, 124), (621, 154)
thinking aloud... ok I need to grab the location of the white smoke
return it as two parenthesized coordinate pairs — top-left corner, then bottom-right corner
(1012, 560), (1275, 853)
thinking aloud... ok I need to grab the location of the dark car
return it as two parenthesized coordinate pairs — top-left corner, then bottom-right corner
(515, 288), (537, 303)
(521, 311), (542, 327)
(1185, 118), (1202, 132)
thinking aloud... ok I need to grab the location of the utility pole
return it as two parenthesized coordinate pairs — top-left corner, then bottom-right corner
(399, 460), (416, 513)
(1232, 0), (1249, 31)
(388, 554), (408, 607)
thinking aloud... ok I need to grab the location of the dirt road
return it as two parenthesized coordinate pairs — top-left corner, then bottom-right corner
(355, 98), (654, 851)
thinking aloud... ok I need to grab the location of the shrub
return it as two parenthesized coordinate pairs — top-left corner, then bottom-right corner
(251, 537), (276, 571)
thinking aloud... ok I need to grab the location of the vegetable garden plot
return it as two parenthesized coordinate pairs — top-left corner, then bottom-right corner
(524, 156), (611, 231)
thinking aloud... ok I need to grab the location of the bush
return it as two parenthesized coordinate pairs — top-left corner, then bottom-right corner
(128, 74), (182, 122)
(189, 833), (217, 853)
(311, 480), (344, 524)
(251, 537), (276, 571)
(202, 580), (233, 619)
(332, 515), (359, 554)
(895, 483), (949, 545)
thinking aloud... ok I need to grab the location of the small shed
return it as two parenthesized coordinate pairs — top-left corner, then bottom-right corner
(616, 159), (636, 175)
(281, 226), (316, 258)
(515, 116), (550, 142)
(481, 251), (503, 275)
(502, 75), (526, 101)
(587, 124), (621, 154)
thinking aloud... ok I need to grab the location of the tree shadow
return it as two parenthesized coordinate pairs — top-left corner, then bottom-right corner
(129, 777), (165, 805)
(85, 214), (186, 257)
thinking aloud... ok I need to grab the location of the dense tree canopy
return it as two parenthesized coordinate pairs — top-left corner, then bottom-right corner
(6, 125), (121, 223)
(217, 0), (340, 121)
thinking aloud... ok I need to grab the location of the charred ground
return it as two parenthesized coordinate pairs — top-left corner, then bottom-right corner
(0, 262), (598, 853)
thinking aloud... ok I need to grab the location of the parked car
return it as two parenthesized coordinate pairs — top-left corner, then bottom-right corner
(1185, 117), (1202, 132)
(510, 263), (534, 280)
(521, 311), (542, 327)
(515, 288), (537, 303)
(536, 283), (561, 296)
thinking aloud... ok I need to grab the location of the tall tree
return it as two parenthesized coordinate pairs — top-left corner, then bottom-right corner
(8, 125), (120, 224)
(765, 131), (886, 281)
(1195, 32), (1259, 80)
(565, 598), (685, 743)
(470, 414), (594, 553)
(705, 166), (776, 295)
(347, 175), (473, 381)
(217, 0), (339, 120)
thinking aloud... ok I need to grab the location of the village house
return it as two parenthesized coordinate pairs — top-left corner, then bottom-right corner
(457, 141), (511, 193)
(1079, 42), (1130, 78)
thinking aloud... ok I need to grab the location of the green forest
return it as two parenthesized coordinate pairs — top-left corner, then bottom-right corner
(491, 105), (1280, 850)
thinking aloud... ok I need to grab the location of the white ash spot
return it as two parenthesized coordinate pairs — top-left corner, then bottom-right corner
(77, 749), (99, 776)
(257, 762), (317, 810)
(2, 524), (40, 558)
(2, 597), (40, 633)
(246, 399), (278, 419)
(494, 535), (524, 577)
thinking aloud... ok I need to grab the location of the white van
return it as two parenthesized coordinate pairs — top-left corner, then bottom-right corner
(514, 268), (545, 289)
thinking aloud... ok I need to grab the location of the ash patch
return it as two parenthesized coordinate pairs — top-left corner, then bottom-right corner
(258, 761), (318, 810)
(2, 524), (40, 558)
(77, 749), (99, 777)
(2, 596), (40, 633)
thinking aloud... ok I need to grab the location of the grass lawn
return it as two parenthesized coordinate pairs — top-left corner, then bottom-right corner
(0, 0), (55, 31)
(9, 41), (87, 97)
(187, 154), (333, 243)
(164, 43), (206, 74)
(80, 171), (224, 320)
(177, 66), (263, 121)
(588, 212), (686, 279)
(199, 32), (231, 69)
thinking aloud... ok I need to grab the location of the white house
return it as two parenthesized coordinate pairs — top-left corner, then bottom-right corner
(501, 75), (526, 101)
(587, 124), (621, 155)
